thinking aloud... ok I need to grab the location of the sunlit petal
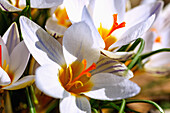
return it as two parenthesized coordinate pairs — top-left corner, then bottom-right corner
(2, 22), (20, 55)
(9, 41), (30, 83)
(3, 75), (35, 90)
(84, 73), (140, 100)
(35, 65), (70, 99)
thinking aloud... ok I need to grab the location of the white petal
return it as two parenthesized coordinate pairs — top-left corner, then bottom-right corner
(84, 73), (140, 100)
(101, 49), (134, 61)
(0, 0), (21, 11)
(125, 1), (163, 28)
(142, 31), (156, 53)
(64, 0), (90, 23)
(92, 0), (125, 26)
(0, 37), (10, 65)
(60, 96), (91, 113)
(3, 75), (35, 90)
(20, 16), (65, 66)
(0, 67), (11, 85)
(45, 17), (67, 36)
(146, 52), (170, 67)
(91, 55), (133, 79)
(2, 22), (20, 55)
(35, 65), (69, 99)
(109, 14), (155, 50)
(30, 0), (63, 8)
(82, 6), (105, 49)
(63, 22), (100, 67)
(9, 41), (30, 83)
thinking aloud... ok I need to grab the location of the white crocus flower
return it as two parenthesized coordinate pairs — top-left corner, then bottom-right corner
(143, 3), (170, 76)
(20, 16), (140, 113)
(0, 22), (34, 90)
(64, 0), (162, 60)
(0, 0), (63, 12)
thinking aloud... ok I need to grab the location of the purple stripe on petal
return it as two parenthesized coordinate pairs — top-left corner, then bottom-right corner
(92, 65), (124, 75)
(96, 60), (118, 69)
(0, 3), (9, 11)
(109, 69), (126, 73)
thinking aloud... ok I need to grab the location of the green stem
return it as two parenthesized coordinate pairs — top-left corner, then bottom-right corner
(141, 48), (170, 60)
(119, 99), (126, 113)
(46, 100), (59, 113)
(92, 108), (98, 113)
(30, 86), (38, 104)
(128, 38), (145, 69)
(25, 87), (36, 113)
(127, 38), (141, 51)
(26, 0), (32, 20)
(117, 44), (130, 52)
(110, 102), (125, 113)
(125, 99), (164, 113)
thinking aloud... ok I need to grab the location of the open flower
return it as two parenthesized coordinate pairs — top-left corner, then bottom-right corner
(64, 0), (162, 60)
(0, 0), (63, 12)
(142, 3), (170, 76)
(0, 22), (34, 90)
(20, 16), (140, 113)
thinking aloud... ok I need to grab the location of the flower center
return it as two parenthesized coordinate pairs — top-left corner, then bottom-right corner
(54, 6), (71, 27)
(59, 59), (96, 95)
(98, 14), (126, 50)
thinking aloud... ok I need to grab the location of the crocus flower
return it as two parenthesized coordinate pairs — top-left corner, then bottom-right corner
(0, 0), (63, 12)
(64, 0), (162, 60)
(20, 16), (140, 113)
(45, 4), (72, 36)
(45, 0), (90, 36)
(142, 3), (170, 76)
(0, 22), (34, 90)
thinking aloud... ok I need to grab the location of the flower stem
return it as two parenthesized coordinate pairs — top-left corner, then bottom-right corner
(128, 38), (145, 69)
(119, 99), (126, 113)
(140, 48), (170, 60)
(26, 0), (32, 20)
(92, 108), (98, 113)
(25, 87), (36, 113)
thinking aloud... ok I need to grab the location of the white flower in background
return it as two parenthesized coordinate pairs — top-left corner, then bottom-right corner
(0, 22), (34, 90)
(45, 4), (72, 36)
(143, 3), (170, 76)
(45, 0), (90, 36)
(0, 0), (63, 12)
(64, 0), (162, 60)
(20, 16), (140, 113)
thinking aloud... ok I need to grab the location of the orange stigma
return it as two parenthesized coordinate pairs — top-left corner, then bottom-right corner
(150, 28), (161, 43)
(155, 36), (161, 43)
(106, 14), (126, 37)
(98, 14), (126, 50)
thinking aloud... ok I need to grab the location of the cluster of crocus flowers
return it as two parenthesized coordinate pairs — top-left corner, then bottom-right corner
(0, 0), (168, 113)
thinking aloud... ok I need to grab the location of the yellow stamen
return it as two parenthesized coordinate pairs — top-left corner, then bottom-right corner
(5, 64), (9, 72)
(59, 59), (96, 94)
(2, 60), (6, 69)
